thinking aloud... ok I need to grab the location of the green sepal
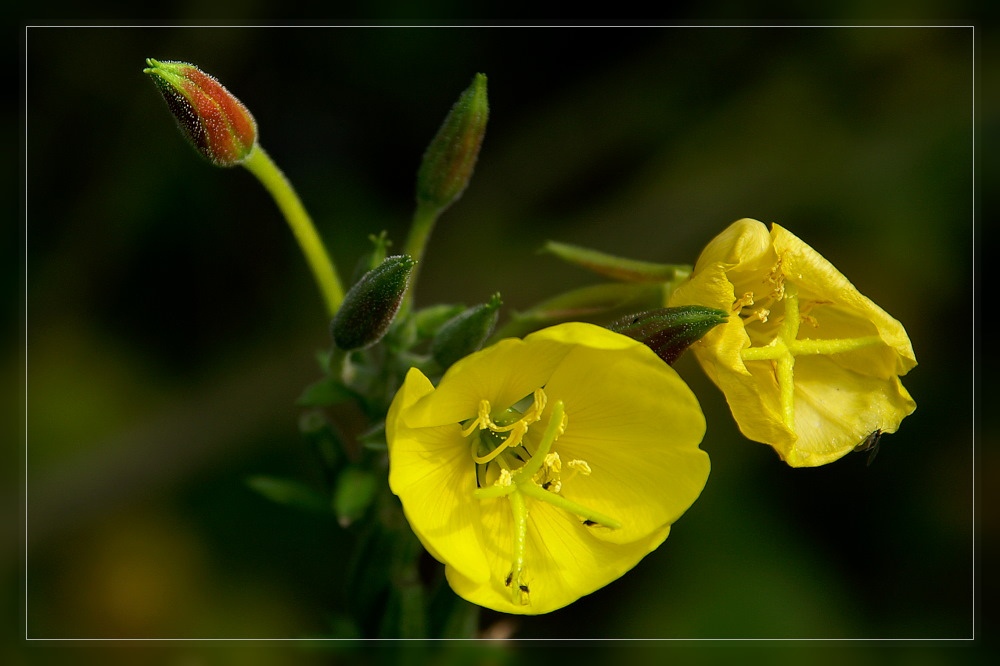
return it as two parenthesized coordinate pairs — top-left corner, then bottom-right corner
(608, 305), (729, 365)
(331, 255), (417, 351)
(431, 293), (502, 368)
(333, 465), (379, 528)
(245, 475), (329, 513)
(542, 240), (691, 283)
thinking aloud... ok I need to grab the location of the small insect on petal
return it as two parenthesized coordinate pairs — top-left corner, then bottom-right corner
(854, 428), (883, 466)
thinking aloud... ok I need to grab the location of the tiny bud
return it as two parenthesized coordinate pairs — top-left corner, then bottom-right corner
(333, 465), (378, 528)
(331, 255), (417, 351)
(143, 58), (257, 167)
(350, 231), (392, 285)
(416, 73), (489, 213)
(431, 293), (502, 368)
(609, 306), (728, 365)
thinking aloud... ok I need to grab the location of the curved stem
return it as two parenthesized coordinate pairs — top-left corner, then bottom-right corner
(242, 145), (344, 317)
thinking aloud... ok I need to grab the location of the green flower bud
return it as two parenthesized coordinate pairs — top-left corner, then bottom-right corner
(608, 306), (728, 365)
(431, 293), (502, 368)
(331, 255), (416, 351)
(416, 73), (489, 213)
(143, 58), (257, 167)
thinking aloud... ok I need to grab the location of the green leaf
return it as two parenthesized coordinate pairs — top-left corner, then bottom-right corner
(245, 475), (329, 513)
(297, 376), (361, 407)
(333, 466), (379, 527)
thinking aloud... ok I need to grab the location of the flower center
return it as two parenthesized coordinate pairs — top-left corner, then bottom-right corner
(738, 278), (882, 433)
(461, 388), (620, 606)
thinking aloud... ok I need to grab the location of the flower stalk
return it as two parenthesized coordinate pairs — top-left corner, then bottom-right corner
(242, 146), (345, 317)
(403, 73), (489, 308)
(144, 58), (344, 318)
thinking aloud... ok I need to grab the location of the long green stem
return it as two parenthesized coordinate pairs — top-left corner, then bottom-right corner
(242, 145), (344, 317)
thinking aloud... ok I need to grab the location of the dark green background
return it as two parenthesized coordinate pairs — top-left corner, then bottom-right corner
(18, 21), (983, 662)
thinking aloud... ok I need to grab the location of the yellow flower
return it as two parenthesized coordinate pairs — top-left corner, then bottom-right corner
(668, 218), (916, 467)
(386, 322), (709, 614)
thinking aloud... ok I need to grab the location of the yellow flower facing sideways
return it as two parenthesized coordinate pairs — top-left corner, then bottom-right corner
(386, 322), (709, 614)
(669, 218), (916, 467)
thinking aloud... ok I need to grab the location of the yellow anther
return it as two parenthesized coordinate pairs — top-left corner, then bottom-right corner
(494, 469), (513, 487)
(460, 399), (493, 437)
(733, 291), (755, 312)
(767, 257), (786, 299)
(533, 452), (563, 493)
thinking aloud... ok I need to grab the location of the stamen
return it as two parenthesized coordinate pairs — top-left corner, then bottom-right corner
(460, 399), (493, 437)
(533, 452), (563, 493)
(473, 469), (517, 499)
(565, 459), (591, 484)
(471, 420), (527, 464)
(733, 291), (755, 313)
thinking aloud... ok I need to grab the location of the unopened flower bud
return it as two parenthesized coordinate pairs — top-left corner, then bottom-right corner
(609, 306), (728, 365)
(432, 293), (502, 368)
(416, 73), (489, 213)
(143, 58), (257, 167)
(331, 255), (417, 351)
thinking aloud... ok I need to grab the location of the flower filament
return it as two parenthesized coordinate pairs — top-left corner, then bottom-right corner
(739, 280), (882, 431)
(463, 388), (621, 606)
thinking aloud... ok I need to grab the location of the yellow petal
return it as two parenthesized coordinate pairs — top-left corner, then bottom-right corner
(387, 367), (490, 583)
(770, 223), (917, 375)
(693, 217), (772, 271)
(405, 336), (572, 427)
(386, 323), (711, 613)
(445, 496), (672, 615)
(783, 356), (916, 467)
(669, 219), (917, 467)
(534, 342), (709, 544)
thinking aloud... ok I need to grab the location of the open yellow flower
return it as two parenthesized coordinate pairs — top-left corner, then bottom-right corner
(386, 322), (709, 614)
(668, 218), (916, 467)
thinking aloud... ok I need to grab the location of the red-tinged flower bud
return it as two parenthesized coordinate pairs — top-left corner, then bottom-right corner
(143, 58), (257, 167)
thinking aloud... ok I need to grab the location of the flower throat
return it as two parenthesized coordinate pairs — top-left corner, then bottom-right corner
(461, 388), (621, 606)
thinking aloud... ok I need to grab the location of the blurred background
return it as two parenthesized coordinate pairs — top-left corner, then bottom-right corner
(15, 18), (988, 664)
